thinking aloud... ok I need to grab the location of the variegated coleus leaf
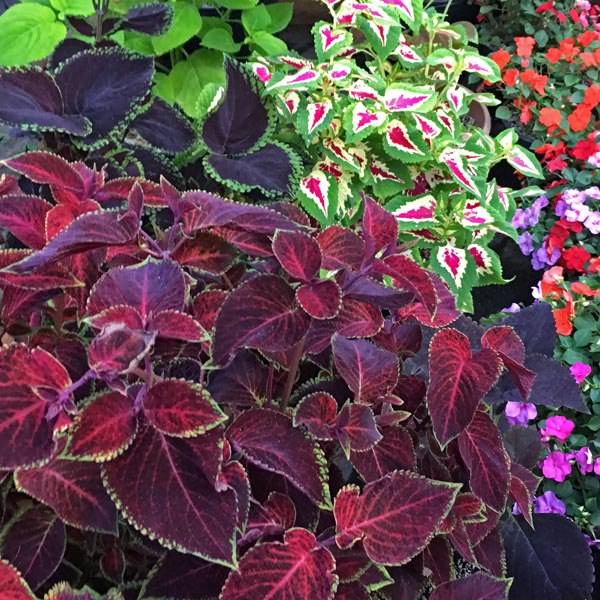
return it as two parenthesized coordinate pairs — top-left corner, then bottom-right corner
(462, 52), (501, 83)
(297, 100), (333, 140)
(436, 108), (457, 137)
(439, 148), (484, 198)
(413, 114), (441, 140)
(383, 119), (428, 162)
(298, 169), (338, 225)
(383, 84), (437, 113)
(328, 61), (354, 82)
(277, 91), (301, 117)
(323, 137), (365, 174)
(506, 145), (544, 179)
(382, 0), (423, 31)
(267, 67), (321, 92)
(460, 200), (494, 229)
(385, 194), (438, 231)
(432, 243), (477, 308)
(251, 62), (272, 84)
(468, 244), (507, 285)
(495, 129), (518, 152)
(336, 0), (397, 27)
(313, 21), (353, 62)
(446, 86), (470, 115)
(358, 17), (402, 58)
(345, 102), (387, 142)
(427, 48), (458, 74)
(348, 80), (381, 102)
(394, 40), (424, 67)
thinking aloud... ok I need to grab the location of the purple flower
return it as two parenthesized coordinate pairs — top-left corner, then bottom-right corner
(565, 203), (591, 223)
(542, 451), (572, 482)
(502, 303), (522, 313)
(584, 535), (600, 549)
(518, 232), (534, 255)
(555, 199), (567, 217)
(505, 401), (537, 426)
(585, 185), (600, 199)
(531, 243), (561, 270)
(571, 362), (592, 384)
(534, 195), (549, 210)
(534, 491), (566, 515)
(575, 446), (594, 474)
(540, 415), (575, 442)
(584, 211), (600, 234)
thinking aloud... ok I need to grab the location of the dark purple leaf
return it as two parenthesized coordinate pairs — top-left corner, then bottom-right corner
(293, 392), (338, 440)
(1, 505), (66, 590)
(335, 403), (382, 454)
(131, 98), (195, 153)
(272, 230), (321, 281)
(0, 70), (90, 135)
(243, 492), (296, 544)
(497, 303), (555, 357)
(0, 194), (51, 249)
(336, 298), (383, 337)
(228, 408), (329, 507)
(171, 232), (235, 274)
(54, 48), (154, 144)
(124, 3), (173, 34)
(429, 573), (511, 599)
(374, 318), (422, 357)
(317, 226), (365, 271)
(203, 60), (267, 155)
(297, 280), (342, 320)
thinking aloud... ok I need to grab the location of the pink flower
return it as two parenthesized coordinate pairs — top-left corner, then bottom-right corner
(571, 362), (592, 384)
(540, 415), (575, 443)
(505, 401), (537, 426)
(575, 446), (594, 474)
(542, 451), (572, 482)
(594, 457), (600, 475)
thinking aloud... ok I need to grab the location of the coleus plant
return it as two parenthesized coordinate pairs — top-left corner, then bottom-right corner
(255, 0), (544, 310)
(0, 152), (593, 599)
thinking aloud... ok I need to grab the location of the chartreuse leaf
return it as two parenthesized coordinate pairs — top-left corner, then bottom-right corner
(250, 31), (288, 55)
(151, 1), (202, 55)
(216, 0), (258, 7)
(0, 4), (66, 67)
(49, 0), (95, 16)
(202, 28), (242, 53)
(264, 2), (293, 33)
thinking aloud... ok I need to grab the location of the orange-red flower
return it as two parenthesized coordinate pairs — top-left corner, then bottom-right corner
(580, 51), (597, 68)
(571, 282), (599, 297)
(541, 267), (575, 336)
(568, 104), (592, 131)
(520, 69), (547, 95)
(503, 68), (519, 86)
(584, 84), (600, 108)
(546, 47), (563, 63)
(490, 49), (511, 70)
(578, 30), (599, 47)
(515, 36), (535, 65)
(559, 37), (580, 61)
(513, 98), (536, 124)
(539, 106), (562, 130)
(589, 257), (600, 273)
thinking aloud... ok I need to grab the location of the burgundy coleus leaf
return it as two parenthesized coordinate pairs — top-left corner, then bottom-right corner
(374, 318), (422, 357)
(335, 403), (382, 455)
(67, 390), (137, 461)
(100, 545), (125, 584)
(332, 334), (398, 404)
(142, 379), (226, 437)
(350, 426), (416, 483)
(473, 526), (505, 578)
(362, 196), (398, 254)
(272, 230), (322, 281)
(171, 232), (235, 275)
(458, 411), (511, 513)
(0, 194), (51, 250)
(95, 178), (164, 207)
(4, 152), (85, 207)
(123, 2), (173, 34)
(429, 572), (511, 599)
(243, 491), (297, 544)
(219, 460), (251, 532)
(15, 453), (118, 534)
(192, 289), (227, 333)
(103, 423), (238, 566)
(427, 329), (502, 447)
(297, 280), (342, 320)
(294, 392), (337, 440)
(481, 326), (536, 400)
(213, 274), (311, 366)
(336, 297), (384, 337)
(423, 537), (453, 586)
(335, 582), (370, 600)
(334, 471), (459, 565)
(0, 560), (35, 600)
(221, 528), (337, 600)
(45, 200), (101, 241)
(147, 310), (205, 342)
(509, 463), (540, 527)
(0, 266), (81, 291)
(228, 408), (330, 507)
(317, 225), (365, 271)
(0, 345), (72, 469)
(0, 505), (66, 590)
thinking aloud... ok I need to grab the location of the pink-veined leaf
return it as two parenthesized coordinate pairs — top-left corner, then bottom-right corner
(94, 178), (164, 207)
(267, 67), (321, 91)
(0, 560), (35, 600)
(44, 200), (101, 241)
(468, 244), (496, 278)
(349, 102), (386, 139)
(0, 194), (51, 250)
(15, 454), (118, 534)
(427, 329), (502, 447)
(302, 100), (333, 137)
(481, 326), (536, 400)
(439, 148), (482, 197)
(332, 334), (399, 404)
(384, 85), (435, 112)
(192, 289), (228, 333)
(142, 379), (226, 437)
(461, 201), (494, 228)
(362, 195), (397, 253)
(272, 230), (322, 282)
(102, 424), (238, 566)
(462, 54), (501, 82)
(1, 505), (66, 591)
(350, 425), (416, 482)
(509, 463), (540, 528)
(67, 390), (137, 462)
(86, 305), (144, 331)
(429, 572), (511, 600)
(435, 244), (472, 294)
(228, 408), (330, 507)
(387, 194), (437, 231)
(221, 528), (337, 600)
(458, 411), (510, 512)
(293, 392), (338, 440)
(213, 274), (311, 366)
(170, 232), (235, 274)
(297, 279), (342, 319)
(299, 170), (334, 222)
(506, 145), (544, 179)
(147, 309), (205, 342)
(348, 81), (380, 101)
(334, 471), (459, 565)
(336, 297), (384, 337)
(384, 120), (426, 160)
(413, 114), (441, 139)
(374, 318), (422, 357)
(336, 403), (382, 454)
(243, 491), (297, 544)
(317, 226), (365, 271)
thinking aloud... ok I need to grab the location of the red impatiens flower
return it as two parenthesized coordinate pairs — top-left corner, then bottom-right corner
(503, 68), (519, 86)
(571, 282), (599, 297)
(568, 104), (592, 131)
(490, 49), (511, 70)
(546, 47), (563, 64)
(561, 246), (592, 272)
(584, 84), (600, 108)
(541, 267), (575, 336)
(513, 98), (536, 124)
(515, 36), (536, 66)
(570, 137), (600, 160)
(559, 37), (581, 62)
(539, 106), (562, 130)
(580, 52), (597, 68)
(589, 257), (600, 273)
(547, 156), (568, 171)
(520, 70), (548, 95)
(578, 30), (599, 47)
(536, 0), (567, 23)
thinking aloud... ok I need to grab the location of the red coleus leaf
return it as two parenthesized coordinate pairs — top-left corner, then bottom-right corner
(335, 582), (370, 600)
(15, 453), (118, 534)
(87, 324), (156, 376)
(294, 392), (338, 440)
(86, 305), (144, 331)
(374, 318), (422, 356)
(297, 280), (342, 319)
(171, 232), (235, 274)
(228, 408), (330, 507)
(221, 528), (337, 600)
(509, 463), (540, 527)
(142, 379), (226, 437)
(67, 391), (137, 461)
(458, 411), (511, 513)
(147, 310), (205, 342)
(362, 196), (398, 254)
(192, 289), (228, 333)
(334, 471), (459, 565)
(244, 491), (297, 544)
(429, 572), (511, 599)
(317, 225), (365, 271)
(427, 329), (502, 447)
(213, 274), (311, 366)
(0, 560), (35, 600)
(350, 425), (416, 483)
(272, 230), (322, 281)
(332, 334), (399, 404)
(102, 424), (238, 566)
(423, 537), (453, 586)
(0, 194), (51, 250)
(95, 178), (164, 207)
(336, 297), (384, 337)
(1, 505), (66, 590)
(473, 526), (505, 578)
(336, 403), (382, 454)
(481, 326), (536, 400)
(45, 200), (101, 241)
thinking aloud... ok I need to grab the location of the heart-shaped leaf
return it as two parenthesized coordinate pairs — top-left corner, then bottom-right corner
(0, 194), (51, 250)
(272, 230), (322, 282)
(294, 392), (337, 440)
(297, 280), (342, 320)
(429, 573), (511, 600)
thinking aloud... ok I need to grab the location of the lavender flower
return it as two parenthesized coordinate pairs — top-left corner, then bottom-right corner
(518, 232), (534, 255)
(533, 491), (566, 515)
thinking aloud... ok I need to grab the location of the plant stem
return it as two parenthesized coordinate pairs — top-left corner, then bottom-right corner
(280, 338), (305, 410)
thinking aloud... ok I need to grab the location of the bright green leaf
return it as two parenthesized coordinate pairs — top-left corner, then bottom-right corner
(151, 1), (202, 56)
(202, 28), (242, 53)
(242, 5), (271, 34)
(264, 2), (293, 33)
(0, 4), (66, 67)
(214, 0), (258, 8)
(50, 0), (95, 16)
(250, 31), (287, 55)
